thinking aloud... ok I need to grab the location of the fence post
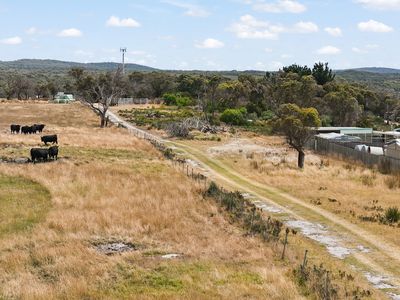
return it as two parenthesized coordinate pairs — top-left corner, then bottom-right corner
(281, 228), (289, 260)
(324, 271), (329, 299)
(301, 250), (308, 273)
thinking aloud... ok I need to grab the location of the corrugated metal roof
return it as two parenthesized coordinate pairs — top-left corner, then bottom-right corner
(317, 127), (373, 134)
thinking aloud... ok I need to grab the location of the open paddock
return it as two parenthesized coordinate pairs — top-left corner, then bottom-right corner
(0, 102), (311, 299)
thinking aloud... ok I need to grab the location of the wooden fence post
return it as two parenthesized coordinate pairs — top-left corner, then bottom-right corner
(324, 271), (329, 299)
(281, 228), (289, 259)
(301, 250), (308, 273)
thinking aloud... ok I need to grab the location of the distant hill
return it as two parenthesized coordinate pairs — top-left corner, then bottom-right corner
(350, 67), (400, 74)
(336, 69), (400, 96)
(0, 59), (158, 73)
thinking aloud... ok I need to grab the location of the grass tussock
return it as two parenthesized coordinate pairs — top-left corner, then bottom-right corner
(384, 174), (400, 190)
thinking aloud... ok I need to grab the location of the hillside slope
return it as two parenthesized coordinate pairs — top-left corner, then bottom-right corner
(0, 59), (157, 73)
(0, 102), (304, 299)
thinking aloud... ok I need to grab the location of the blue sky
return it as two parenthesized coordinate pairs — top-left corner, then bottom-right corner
(0, 0), (399, 70)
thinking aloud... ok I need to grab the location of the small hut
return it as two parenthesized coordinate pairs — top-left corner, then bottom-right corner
(385, 139), (400, 159)
(51, 92), (75, 104)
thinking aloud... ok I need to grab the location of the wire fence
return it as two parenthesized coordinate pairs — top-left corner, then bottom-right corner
(311, 137), (400, 173)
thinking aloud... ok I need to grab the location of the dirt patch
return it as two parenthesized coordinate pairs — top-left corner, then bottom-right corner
(208, 138), (321, 165)
(93, 241), (138, 255)
(0, 157), (30, 164)
(161, 253), (183, 259)
(208, 139), (272, 156)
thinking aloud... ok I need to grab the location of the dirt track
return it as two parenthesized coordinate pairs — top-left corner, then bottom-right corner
(106, 109), (400, 299)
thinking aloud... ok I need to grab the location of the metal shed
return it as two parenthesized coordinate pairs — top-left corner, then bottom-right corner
(51, 92), (75, 104)
(385, 139), (400, 159)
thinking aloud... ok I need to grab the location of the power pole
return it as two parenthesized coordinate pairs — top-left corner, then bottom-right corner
(120, 47), (127, 74)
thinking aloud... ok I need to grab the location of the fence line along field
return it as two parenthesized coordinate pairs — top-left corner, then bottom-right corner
(0, 101), (306, 299)
(180, 136), (400, 249)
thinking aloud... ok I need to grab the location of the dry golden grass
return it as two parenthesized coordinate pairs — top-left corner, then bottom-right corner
(0, 102), (304, 299)
(191, 134), (400, 249)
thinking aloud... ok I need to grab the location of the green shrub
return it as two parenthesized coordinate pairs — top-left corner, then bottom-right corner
(385, 207), (400, 223)
(260, 110), (275, 121)
(162, 93), (177, 106)
(220, 108), (247, 126)
(175, 95), (192, 108)
(162, 93), (193, 107)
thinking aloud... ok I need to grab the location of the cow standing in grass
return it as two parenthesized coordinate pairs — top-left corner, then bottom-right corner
(21, 126), (30, 134)
(48, 146), (59, 160)
(33, 124), (45, 133)
(10, 124), (20, 134)
(30, 148), (49, 163)
(41, 135), (58, 145)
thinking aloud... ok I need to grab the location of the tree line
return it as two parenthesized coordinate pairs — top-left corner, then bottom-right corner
(2, 62), (400, 168)
(1, 62), (399, 128)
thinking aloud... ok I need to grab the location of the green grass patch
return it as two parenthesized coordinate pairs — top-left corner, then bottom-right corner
(215, 271), (264, 286)
(104, 263), (186, 298)
(0, 174), (51, 236)
(63, 147), (147, 162)
(100, 261), (265, 299)
(118, 107), (201, 130)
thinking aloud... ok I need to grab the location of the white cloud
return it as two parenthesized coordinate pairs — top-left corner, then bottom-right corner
(26, 27), (38, 35)
(253, 0), (306, 13)
(358, 20), (393, 32)
(1, 36), (22, 45)
(264, 48), (273, 52)
(126, 50), (157, 65)
(325, 27), (342, 37)
(255, 62), (266, 70)
(352, 44), (380, 53)
(366, 43), (379, 49)
(106, 16), (141, 28)
(58, 28), (82, 37)
(316, 45), (341, 55)
(230, 15), (318, 39)
(352, 47), (366, 53)
(162, 0), (210, 17)
(356, 0), (400, 10)
(196, 38), (225, 49)
(293, 21), (319, 33)
(229, 14), (285, 39)
(176, 61), (188, 69)
(270, 61), (284, 70)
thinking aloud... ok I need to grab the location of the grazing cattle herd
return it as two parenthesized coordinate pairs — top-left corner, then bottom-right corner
(7, 123), (60, 164)
(11, 124), (46, 134)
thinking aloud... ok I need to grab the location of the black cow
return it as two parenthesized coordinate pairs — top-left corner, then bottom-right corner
(21, 126), (30, 134)
(32, 124), (46, 133)
(22, 125), (37, 134)
(30, 148), (49, 163)
(10, 124), (20, 134)
(48, 146), (59, 160)
(41, 134), (58, 145)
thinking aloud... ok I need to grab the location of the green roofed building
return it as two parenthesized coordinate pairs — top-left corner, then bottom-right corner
(51, 92), (75, 104)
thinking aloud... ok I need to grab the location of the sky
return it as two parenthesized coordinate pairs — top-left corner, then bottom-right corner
(0, 0), (399, 71)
